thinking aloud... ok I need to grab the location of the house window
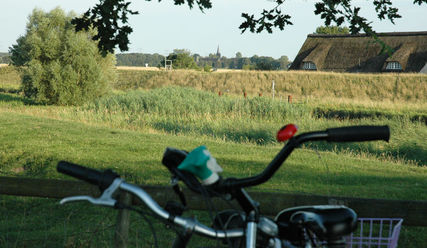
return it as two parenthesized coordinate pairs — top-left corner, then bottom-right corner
(386, 61), (402, 70)
(302, 62), (317, 70)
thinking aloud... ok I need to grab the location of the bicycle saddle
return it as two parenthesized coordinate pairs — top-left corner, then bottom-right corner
(274, 205), (357, 241)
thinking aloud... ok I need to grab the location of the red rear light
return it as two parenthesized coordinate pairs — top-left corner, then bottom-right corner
(277, 124), (298, 142)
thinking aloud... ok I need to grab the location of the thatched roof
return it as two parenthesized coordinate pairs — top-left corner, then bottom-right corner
(290, 31), (427, 73)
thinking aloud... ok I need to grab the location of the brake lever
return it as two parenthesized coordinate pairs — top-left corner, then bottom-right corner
(60, 178), (123, 207)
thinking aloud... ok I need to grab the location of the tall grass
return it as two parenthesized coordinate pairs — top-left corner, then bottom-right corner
(80, 87), (425, 165)
(83, 87), (310, 144)
(115, 69), (427, 104)
(89, 86), (310, 120)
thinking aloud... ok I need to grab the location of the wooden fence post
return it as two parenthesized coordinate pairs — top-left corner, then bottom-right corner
(115, 192), (132, 248)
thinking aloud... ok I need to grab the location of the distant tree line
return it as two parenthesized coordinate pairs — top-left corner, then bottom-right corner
(116, 50), (291, 71)
(0, 53), (11, 64)
(116, 53), (164, 67)
(3, 48), (291, 71)
(196, 53), (291, 71)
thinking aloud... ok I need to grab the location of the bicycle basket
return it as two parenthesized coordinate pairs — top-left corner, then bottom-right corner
(346, 218), (403, 248)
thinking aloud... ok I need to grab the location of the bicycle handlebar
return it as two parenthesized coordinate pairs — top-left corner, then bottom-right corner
(57, 161), (119, 190)
(56, 163), (245, 239)
(219, 125), (390, 190)
(326, 125), (389, 142)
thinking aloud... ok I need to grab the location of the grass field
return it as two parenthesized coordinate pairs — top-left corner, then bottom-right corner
(0, 67), (426, 247)
(0, 105), (426, 247)
(1, 110), (425, 198)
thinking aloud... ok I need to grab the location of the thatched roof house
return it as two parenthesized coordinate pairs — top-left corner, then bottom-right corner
(290, 31), (427, 73)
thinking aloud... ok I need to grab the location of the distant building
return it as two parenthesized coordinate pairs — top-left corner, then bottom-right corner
(216, 45), (221, 58)
(290, 31), (427, 73)
(200, 45), (222, 68)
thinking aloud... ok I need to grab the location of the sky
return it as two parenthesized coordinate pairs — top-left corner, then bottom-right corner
(1, 0), (426, 60)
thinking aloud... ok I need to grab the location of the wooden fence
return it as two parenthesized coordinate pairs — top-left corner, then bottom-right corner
(1, 176), (426, 246)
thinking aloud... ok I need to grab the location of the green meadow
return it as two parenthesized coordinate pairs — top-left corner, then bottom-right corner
(0, 67), (426, 247)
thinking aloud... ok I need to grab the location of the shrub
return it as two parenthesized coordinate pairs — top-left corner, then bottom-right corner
(203, 65), (212, 72)
(10, 8), (116, 105)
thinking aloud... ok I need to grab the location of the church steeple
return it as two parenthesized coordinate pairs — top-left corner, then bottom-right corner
(216, 45), (221, 58)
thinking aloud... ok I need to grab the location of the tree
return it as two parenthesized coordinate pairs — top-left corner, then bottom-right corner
(9, 36), (31, 66)
(279, 55), (290, 70)
(163, 50), (198, 69)
(249, 55), (281, 71)
(241, 58), (252, 69)
(315, 25), (350, 35)
(72, 0), (138, 56)
(10, 8), (116, 105)
(74, 0), (427, 55)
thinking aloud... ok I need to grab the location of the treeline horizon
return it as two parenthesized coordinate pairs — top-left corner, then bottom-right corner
(116, 51), (292, 70)
(0, 52), (10, 64)
(0, 50), (292, 70)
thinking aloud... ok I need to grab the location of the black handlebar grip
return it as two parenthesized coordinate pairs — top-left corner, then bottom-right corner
(57, 161), (119, 190)
(326, 125), (390, 142)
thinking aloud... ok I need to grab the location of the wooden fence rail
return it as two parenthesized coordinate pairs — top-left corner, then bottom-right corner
(1, 176), (426, 227)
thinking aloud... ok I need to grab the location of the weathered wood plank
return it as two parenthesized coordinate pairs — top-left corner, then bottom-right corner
(1, 177), (426, 226)
(0, 176), (100, 198)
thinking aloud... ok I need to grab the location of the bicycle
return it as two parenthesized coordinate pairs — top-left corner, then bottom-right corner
(57, 124), (390, 248)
